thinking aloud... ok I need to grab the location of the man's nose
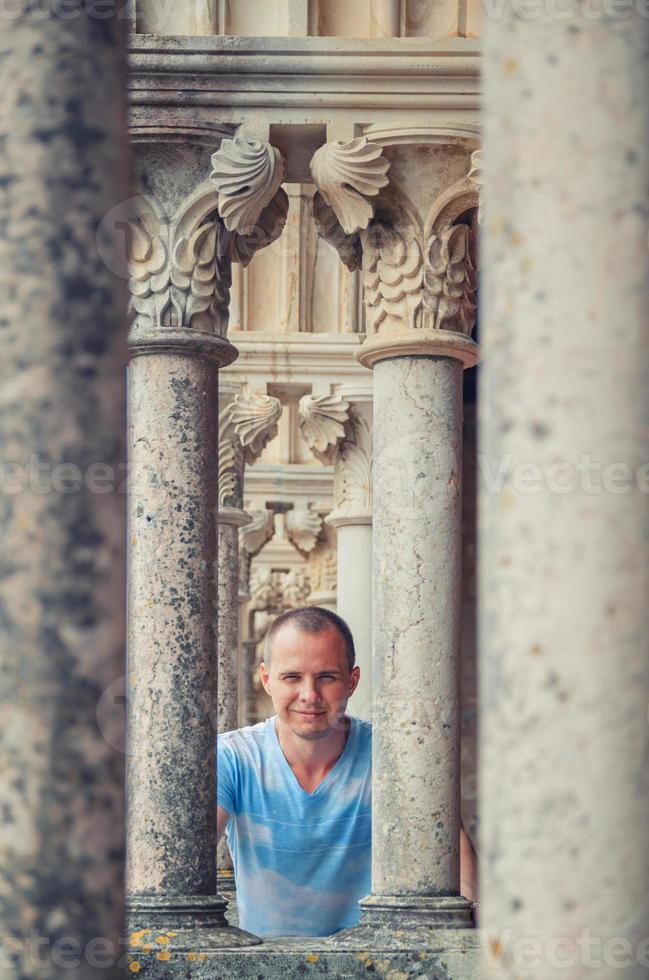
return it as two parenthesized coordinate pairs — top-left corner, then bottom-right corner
(298, 679), (321, 703)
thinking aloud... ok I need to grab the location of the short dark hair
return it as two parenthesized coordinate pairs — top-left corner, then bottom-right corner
(263, 606), (356, 673)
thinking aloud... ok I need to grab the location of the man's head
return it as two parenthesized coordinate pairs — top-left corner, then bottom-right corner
(260, 607), (360, 741)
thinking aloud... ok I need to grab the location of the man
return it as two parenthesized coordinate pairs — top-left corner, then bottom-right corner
(216, 606), (477, 938)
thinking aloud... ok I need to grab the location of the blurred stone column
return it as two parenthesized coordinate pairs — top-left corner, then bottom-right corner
(299, 392), (374, 720)
(126, 138), (287, 951)
(480, 8), (649, 977)
(312, 136), (479, 937)
(217, 384), (280, 887)
(0, 9), (128, 979)
(239, 510), (277, 725)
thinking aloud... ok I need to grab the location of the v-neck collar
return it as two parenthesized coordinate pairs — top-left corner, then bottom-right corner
(270, 715), (356, 799)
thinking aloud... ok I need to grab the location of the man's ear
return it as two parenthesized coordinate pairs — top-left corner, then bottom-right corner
(259, 661), (271, 695)
(348, 665), (361, 697)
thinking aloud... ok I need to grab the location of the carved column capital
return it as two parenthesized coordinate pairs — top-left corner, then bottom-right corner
(298, 392), (373, 527)
(239, 508), (276, 597)
(297, 393), (351, 465)
(219, 391), (282, 521)
(327, 401), (373, 527)
(467, 149), (483, 225)
(310, 140), (481, 371)
(127, 140), (288, 362)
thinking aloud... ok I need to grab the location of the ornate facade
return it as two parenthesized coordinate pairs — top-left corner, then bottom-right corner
(2, 2), (649, 980)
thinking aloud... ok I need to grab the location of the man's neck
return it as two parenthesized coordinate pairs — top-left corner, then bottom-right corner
(274, 715), (350, 779)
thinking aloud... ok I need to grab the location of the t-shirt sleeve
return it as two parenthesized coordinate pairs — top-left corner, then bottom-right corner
(216, 737), (238, 814)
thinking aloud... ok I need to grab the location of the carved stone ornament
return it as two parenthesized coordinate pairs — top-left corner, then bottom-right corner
(210, 137), (286, 237)
(333, 409), (373, 515)
(311, 194), (362, 273)
(307, 545), (337, 595)
(218, 393), (281, 510)
(239, 509), (275, 594)
(467, 149), (483, 225)
(285, 507), (324, 555)
(128, 206), (232, 335)
(298, 394), (351, 465)
(229, 393), (282, 465)
(423, 224), (477, 334)
(363, 221), (424, 336)
(127, 184), (288, 340)
(310, 137), (390, 235)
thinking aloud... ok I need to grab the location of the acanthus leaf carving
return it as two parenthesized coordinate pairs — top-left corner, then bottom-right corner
(423, 224), (477, 335)
(362, 221), (424, 336)
(334, 410), (373, 515)
(239, 509), (275, 594)
(310, 137), (390, 236)
(127, 201), (231, 336)
(285, 507), (323, 556)
(210, 137), (286, 237)
(306, 544), (337, 596)
(467, 149), (483, 225)
(218, 393), (281, 509)
(298, 394), (351, 465)
(218, 407), (243, 509)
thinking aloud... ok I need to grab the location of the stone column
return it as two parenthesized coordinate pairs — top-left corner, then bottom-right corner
(481, 9), (649, 977)
(126, 137), (287, 952)
(239, 510), (277, 724)
(312, 136), (479, 937)
(0, 9), (128, 980)
(217, 385), (280, 885)
(299, 392), (374, 720)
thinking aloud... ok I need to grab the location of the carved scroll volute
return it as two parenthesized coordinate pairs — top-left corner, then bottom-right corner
(298, 394), (351, 465)
(210, 136), (286, 237)
(286, 507), (324, 556)
(218, 392), (282, 510)
(310, 138), (390, 236)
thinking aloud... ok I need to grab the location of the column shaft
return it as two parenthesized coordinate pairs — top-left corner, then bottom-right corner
(217, 521), (241, 737)
(128, 353), (219, 896)
(216, 519), (241, 882)
(481, 8), (649, 974)
(334, 522), (373, 721)
(372, 356), (463, 897)
(0, 8), (128, 977)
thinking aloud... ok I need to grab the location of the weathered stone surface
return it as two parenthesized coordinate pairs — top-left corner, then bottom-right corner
(125, 927), (479, 978)
(372, 356), (464, 899)
(0, 8), (129, 979)
(481, 8), (649, 978)
(127, 353), (221, 896)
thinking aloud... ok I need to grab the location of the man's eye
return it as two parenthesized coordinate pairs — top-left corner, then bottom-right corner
(319, 675), (336, 681)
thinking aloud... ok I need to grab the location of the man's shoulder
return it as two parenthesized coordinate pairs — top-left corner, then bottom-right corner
(218, 718), (274, 756)
(350, 715), (372, 742)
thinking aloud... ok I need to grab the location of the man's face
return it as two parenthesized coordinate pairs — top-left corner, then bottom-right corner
(260, 624), (360, 741)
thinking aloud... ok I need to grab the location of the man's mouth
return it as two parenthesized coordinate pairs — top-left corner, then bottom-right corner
(295, 710), (326, 718)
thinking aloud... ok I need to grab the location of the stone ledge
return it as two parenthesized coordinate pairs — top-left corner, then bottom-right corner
(128, 929), (480, 979)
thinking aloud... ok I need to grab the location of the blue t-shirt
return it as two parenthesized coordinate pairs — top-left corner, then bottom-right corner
(217, 715), (372, 938)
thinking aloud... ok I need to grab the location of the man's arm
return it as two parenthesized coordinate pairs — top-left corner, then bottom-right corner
(217, 805), (230, 844)
(460, 825), (478, 903)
